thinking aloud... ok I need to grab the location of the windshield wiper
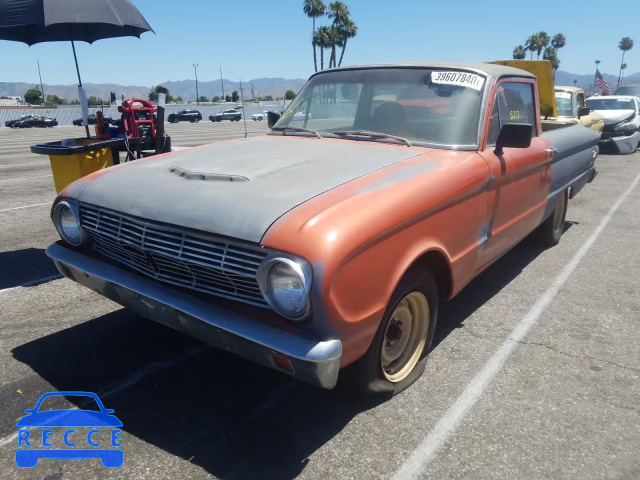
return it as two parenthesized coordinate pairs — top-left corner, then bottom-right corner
(332, 130), (412, 147)
(272, 125), (322, 139)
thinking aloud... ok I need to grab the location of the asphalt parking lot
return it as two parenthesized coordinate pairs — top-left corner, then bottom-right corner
(1, 123), (639, 480)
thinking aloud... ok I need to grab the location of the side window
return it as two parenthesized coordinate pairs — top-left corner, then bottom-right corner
(497, 82), (536, 137)
(576, 92), (585, 108)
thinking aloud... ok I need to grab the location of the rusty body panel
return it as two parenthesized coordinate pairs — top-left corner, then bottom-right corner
(47, 62), (601, 386)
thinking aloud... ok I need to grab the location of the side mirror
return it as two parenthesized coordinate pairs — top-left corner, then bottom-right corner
(267, 111), (281, 128)
(578, 106), (591, 117)
(494, 123), (532, 155)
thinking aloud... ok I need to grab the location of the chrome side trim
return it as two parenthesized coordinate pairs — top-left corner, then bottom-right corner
(46, 243), (342, 389)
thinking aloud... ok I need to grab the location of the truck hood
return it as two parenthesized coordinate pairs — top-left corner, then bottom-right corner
(592, 109), (635, 125)
(77, 136), (422, 243)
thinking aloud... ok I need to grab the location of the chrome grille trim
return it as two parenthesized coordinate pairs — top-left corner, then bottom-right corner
(79, 203), (270, 308)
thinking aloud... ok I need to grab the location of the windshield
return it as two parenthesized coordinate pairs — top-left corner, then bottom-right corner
(273, 68), (486, 146)
(614, 86), (640, 96)
(586, 98), (636, 111)
(555, 91), (573, 117)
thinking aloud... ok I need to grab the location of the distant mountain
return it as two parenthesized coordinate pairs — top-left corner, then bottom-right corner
(0, 81), (148, 102)
(554, 70), (640, 90)
(159, 77), (306, 101)
(3, 70), (639, 102)
(0, 77), (306, 102)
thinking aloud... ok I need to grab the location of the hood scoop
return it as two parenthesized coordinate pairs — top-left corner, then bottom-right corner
(170, 166), (249, 183)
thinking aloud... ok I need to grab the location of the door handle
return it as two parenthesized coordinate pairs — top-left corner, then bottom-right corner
(545, 147), (558, 159)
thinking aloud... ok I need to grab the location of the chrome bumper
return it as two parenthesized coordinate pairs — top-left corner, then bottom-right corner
(46, 243), (342, 389)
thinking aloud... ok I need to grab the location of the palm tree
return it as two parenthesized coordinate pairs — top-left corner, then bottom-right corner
(535, 31), (550, 59)
(327, 1), (349, 68)
(573, 79), (578, 85)
(618, 37), (634, 87)
(303, 0), (326, 72)
(543, 46), (557, 61)
(621, 63), (628, 85)
(327, 1), (349, 25)
(337, 17), (357, 66)
(314, 26), (331, 70)
(512, 45), (526, 60)
(327, 24), (343, 68)
(551, 57), (560, 78)
(525, 34), (540, 60)
(551, 33), (566, 51)
(543, 46), (560, 78)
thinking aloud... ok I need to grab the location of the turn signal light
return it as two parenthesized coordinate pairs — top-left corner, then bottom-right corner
(271, 354), (294, 373)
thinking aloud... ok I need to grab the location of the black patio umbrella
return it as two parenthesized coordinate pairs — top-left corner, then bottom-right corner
(0, 0), (154, 135)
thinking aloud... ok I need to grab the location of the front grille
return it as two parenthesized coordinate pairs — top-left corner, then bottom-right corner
(79, 204), (269, 308)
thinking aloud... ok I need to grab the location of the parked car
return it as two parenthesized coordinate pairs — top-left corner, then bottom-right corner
(293, 110), (311, 119)
(72, 114), (113, 126)
(551, 86), (604, 133)
(47, 62), (599, 394)
(167, 110), (202, 124)
(209, 109), (242, 122)
(251, 111), (269, 121)
(613, 85), (640, 96)
(586, 95), (640, 153)
(5, 115), (36, 127)
(14, 116), (58, 128)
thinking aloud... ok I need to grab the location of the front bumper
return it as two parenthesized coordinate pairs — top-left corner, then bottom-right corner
(599, 130), (640, 154)
(46, 243), (342, 389)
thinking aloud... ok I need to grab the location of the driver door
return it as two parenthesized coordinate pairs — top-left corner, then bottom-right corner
(478, 79), (553, 267)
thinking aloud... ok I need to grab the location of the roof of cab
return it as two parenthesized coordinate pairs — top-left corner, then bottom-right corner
(314, 62), (536, 80)
(555, 86), (583, 93)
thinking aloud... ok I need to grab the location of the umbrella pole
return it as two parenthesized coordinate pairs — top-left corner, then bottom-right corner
(71, 39), (90, 138)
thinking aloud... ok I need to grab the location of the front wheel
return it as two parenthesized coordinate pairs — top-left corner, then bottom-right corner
(343, 268), (438, 395)
(535, 189), (568, 247)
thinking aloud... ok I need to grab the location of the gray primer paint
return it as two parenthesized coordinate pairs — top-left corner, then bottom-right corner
(540, 124), (600, 220)
(77, 137), (422, 243)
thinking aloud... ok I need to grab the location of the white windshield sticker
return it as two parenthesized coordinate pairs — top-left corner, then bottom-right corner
(556, 92), (571, 100)
(431, 71), (484, 91)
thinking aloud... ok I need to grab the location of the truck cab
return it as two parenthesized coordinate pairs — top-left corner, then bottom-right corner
(554, 86), (604, 132)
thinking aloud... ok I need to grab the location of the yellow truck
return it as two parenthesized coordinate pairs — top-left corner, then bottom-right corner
(490, 60), (603, 134)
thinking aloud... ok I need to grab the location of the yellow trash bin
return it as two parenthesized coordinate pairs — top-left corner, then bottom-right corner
(31, 138), (122, 194)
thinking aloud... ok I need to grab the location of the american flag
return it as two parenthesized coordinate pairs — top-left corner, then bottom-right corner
(595, 69), (611, 94)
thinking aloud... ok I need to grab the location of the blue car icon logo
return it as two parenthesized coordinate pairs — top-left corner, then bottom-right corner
(15, 391), (123, 468)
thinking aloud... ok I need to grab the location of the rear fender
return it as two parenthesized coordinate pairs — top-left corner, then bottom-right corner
(540, 125), (599, 221)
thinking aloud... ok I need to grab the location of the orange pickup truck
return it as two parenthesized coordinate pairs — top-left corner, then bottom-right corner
(47, 62), (599, 394)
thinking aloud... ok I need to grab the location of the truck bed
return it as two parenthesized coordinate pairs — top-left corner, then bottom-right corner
(540, 124), (600, 220)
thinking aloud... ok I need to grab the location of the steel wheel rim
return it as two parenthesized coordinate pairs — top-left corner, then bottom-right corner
(381, 291), (430, 383)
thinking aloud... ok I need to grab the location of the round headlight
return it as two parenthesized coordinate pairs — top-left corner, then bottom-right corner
(263, 259), (309, 319)
(53, 202), (85, 246)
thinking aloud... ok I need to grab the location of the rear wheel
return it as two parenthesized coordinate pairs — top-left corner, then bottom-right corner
(535, 189), (568, 247)
(343, 268), (438, 395)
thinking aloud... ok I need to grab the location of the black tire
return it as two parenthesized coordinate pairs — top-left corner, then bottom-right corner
(535, 189), (568, 247)
(342, 267), (439, 395)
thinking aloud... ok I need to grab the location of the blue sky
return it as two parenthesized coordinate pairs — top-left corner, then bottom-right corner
(1, 0), (639, 86)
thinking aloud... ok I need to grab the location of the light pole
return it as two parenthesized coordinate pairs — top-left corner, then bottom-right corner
(592, 60), (601, 96)
(220, 66), (224, 101)
(193, 64), (200, 106)
(37, 60), (45, 104)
